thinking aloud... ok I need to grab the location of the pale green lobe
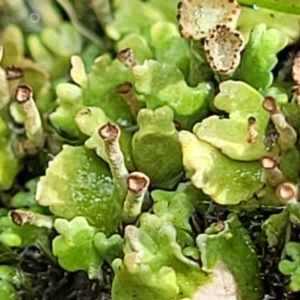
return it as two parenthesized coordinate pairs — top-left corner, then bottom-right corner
(150, 22), (190, 76)
(112, 213), (208, 300)
(93, 232), (123, 264)
(152, 184), (196, 247)
(75, 106), (134, 170)
(0, 116), (20, 191)
(197, 214), (264, 300)
(132, 106), (183, 188)
(279, 242), (300, 292)
(194, 81), (269, 161)
(237, 7), (300, 44)
(40, 23), (81, 57)
(105, 0), (164, 40)
(282, 102), (300, 135)
(179, 130), (264, 205)
(0, 281), (17, 300)
(234, 24), (287, 89)
(49, 83), (84, 139)
(117, 33), (153, 63)
(133, 60), (213, 129)
(238, 0), (300, 15)
(82, 55), (134, 125)
(53, 217), (102, 279)
(36, 145), (121, 234)
(50, 54), (134, 139)
(262, 210), (289, 248)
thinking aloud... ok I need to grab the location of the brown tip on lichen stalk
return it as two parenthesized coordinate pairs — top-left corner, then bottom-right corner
(116, 82), (140, 118)
(123, 172), (150, 224)
(15, 84), (32, 103)
(292, 51), (300, 85)
(127, 172), (150, 194)
(276, 182), (298, 203)
(6, 66), (24, 80)
(261, 156), (284, 187)
(117, 48), (137, 69)
(263, 96), (297, 151)
(5, 66), (24, 80)
(10, 209), (54, 228)
(262, 96), (278, 114)
(98, 122), (119, 143)
(10, 210), (27, 226)
(99, 122), (129, 201)
(246, 116), (258, 143)
(260, 156), (277, 169)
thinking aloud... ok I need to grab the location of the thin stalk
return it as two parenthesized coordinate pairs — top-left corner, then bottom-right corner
(10, 210), (54, 228)
(123, 172), (150, 224)
(98, 123), (129, 201)
(15, 84), (45, 154)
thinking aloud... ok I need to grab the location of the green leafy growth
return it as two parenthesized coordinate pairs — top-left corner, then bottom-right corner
(75, 106), (134, 170)
(50, 55), (134, 138)
(152, 183), (196, 247)
(188, 41), (214, 87)
(282, 102), (300, 136)
(53, 217), (102, 279)
(93, 232), (123, 264)
(149, 22), (190, 76)
(1, 25), (52, 114)
(112, 213), (208, 300)
(28, 22), (82, 78)
(36, 145), (121, 233)
(0, 117), (20, 191)
(279, 242), (300, 292)
(0, 265), (24, 299)
(105, 0), (164, 40)
(83, 55), (134, 123)
(49, 83), (85, 139)
(238, 0), (300, 15)
(10, 178), (38, 209)
(237, 7), (300, 45)
(132, 106), (183, 188)
(0, 281), (17, 300)
(179, 130), (264, 205)
(235, 24), (287, 89)
(280, 147), (300, 182)
(117, 33), (153, 63)
(194, 80), (271, 161)
(0, 210), (48, 248)
(148, 0), (178, 23)
(262, 210), (289, 248)
(197, 214), (264, 299)
(133, 60), (213, 129)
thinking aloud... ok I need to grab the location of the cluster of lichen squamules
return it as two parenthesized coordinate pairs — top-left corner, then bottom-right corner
(1, 0), (300, 299)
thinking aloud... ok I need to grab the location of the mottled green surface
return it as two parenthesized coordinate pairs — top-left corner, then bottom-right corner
(132, 106), (183, 188)
(36, 146), (121, 233)
(197, 214), (264, 300)
(194, 81), (270, 161)
(112, 213), (208, 300)
(179, 130), (264, 205)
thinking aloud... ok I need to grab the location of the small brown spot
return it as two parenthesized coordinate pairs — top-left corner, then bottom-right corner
(6, 66), (23, 80)
(232, 9), (236, 14)
(176, 14), (180, 20)
(228, 17), (233, 22)
(15, 84), (32, 103)
(228, 0), (234, 2)
(98, 123), (120, 142)
(177, 1), (183, 9)
(173, 120), (182, 131)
